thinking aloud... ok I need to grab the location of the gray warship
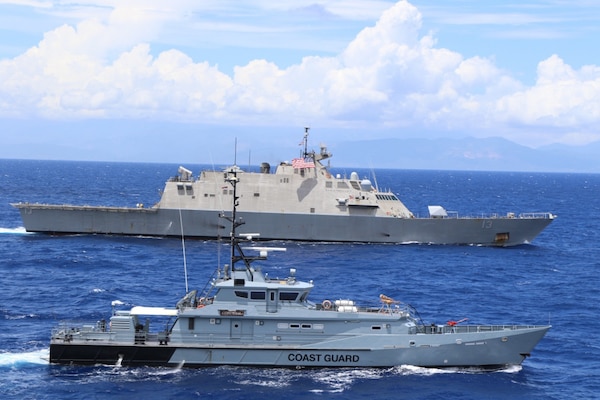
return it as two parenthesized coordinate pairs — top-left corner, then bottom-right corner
(49, 167), (550, 369)
(13, 128), (555, 246)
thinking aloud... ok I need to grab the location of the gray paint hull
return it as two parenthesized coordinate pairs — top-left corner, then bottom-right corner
(50, 325), (549, 368)
(16, 204), (553, 246)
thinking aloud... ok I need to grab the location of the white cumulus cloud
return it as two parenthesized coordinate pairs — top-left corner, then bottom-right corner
(1, 0), (599, 146)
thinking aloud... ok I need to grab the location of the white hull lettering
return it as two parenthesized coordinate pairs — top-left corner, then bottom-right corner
(288, 353), (360, 363)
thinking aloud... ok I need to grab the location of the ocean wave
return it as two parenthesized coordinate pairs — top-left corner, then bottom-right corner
(0, 227), (32, 235)
(0, 349), (49, 367)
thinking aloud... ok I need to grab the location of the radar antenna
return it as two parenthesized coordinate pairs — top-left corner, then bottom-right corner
(302, 127), (310, 159)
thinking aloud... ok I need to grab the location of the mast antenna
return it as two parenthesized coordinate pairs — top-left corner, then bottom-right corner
(234, 137), (238, 166)
(370, 164), (380, 192)
(303, 127), (310, 159)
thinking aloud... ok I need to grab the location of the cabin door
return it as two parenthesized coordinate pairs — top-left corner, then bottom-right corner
(230, 320), (242, 339)
(266, 289), (278, 313)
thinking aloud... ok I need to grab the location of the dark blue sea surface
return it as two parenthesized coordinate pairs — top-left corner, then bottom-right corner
(1, 159), (599, 399)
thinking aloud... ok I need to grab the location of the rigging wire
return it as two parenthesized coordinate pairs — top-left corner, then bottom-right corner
(178, 205), (189, 294)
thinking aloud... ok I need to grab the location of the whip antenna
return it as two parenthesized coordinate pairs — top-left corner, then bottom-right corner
(178, 207), (189, 293)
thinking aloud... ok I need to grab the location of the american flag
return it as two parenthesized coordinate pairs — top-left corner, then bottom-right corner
(291, 158), (315, 169)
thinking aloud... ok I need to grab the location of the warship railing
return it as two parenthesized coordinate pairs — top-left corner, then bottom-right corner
(417, 211), (555, 220)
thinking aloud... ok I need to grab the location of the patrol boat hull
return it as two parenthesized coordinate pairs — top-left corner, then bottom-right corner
(14, 131), (555, 246)
(50, 324), (549, 369)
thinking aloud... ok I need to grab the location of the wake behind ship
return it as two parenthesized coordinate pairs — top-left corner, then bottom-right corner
(13, 129), (555, 246)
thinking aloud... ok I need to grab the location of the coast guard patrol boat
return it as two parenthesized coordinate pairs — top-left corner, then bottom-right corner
(13, 128), (555, 246)
(49, 167), (550, 369)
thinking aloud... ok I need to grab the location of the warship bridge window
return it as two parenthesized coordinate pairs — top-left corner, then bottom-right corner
(376, 194), (400, 201)
(251, 291), (266, 300)
(185, 185), (193, 195)
(177, 184), (184, 195)
(188, 318), (195, 331)
(254, 193), (260, 197)
(337, 182), (349, 189)
(326, 182), (332, 188)
(235, 291), (249, 299)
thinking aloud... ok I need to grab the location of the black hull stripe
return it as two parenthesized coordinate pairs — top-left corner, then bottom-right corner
(50, 344), (176, 366)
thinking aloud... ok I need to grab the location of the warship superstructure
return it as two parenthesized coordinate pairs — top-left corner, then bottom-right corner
(49, 167), (550, 369)
(13, 129), (555, 246)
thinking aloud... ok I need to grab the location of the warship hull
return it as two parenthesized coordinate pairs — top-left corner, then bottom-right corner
(50, 325), (549, 369)
(15, 204), (553, 246)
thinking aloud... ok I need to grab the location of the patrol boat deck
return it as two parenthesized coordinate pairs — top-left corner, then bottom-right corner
(49, 167), (550, 369)
(13, 128), (555, 247)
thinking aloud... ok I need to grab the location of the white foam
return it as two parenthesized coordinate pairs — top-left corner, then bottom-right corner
(0, 227), (32, 235)
(311, 368), (384, 393)
(393, 364), (450, 375)
(0, 349), (49, 367)
(495, 364), (522, 374)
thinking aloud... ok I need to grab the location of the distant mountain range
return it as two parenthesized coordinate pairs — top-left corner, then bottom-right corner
(329, 137), (600, 173)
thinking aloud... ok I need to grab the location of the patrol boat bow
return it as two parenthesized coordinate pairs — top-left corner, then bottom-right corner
(49, 167), (550, 369)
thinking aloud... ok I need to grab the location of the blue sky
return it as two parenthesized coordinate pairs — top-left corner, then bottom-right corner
(1, 0), (599, 165)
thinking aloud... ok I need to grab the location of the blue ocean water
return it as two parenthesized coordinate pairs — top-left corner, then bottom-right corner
(1, 159), (599, 399)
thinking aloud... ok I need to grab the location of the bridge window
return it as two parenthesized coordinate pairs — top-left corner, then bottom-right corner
(375, 194), (400, 201)
(250, 291), (266, 300)
(280, 292), (299, 301)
